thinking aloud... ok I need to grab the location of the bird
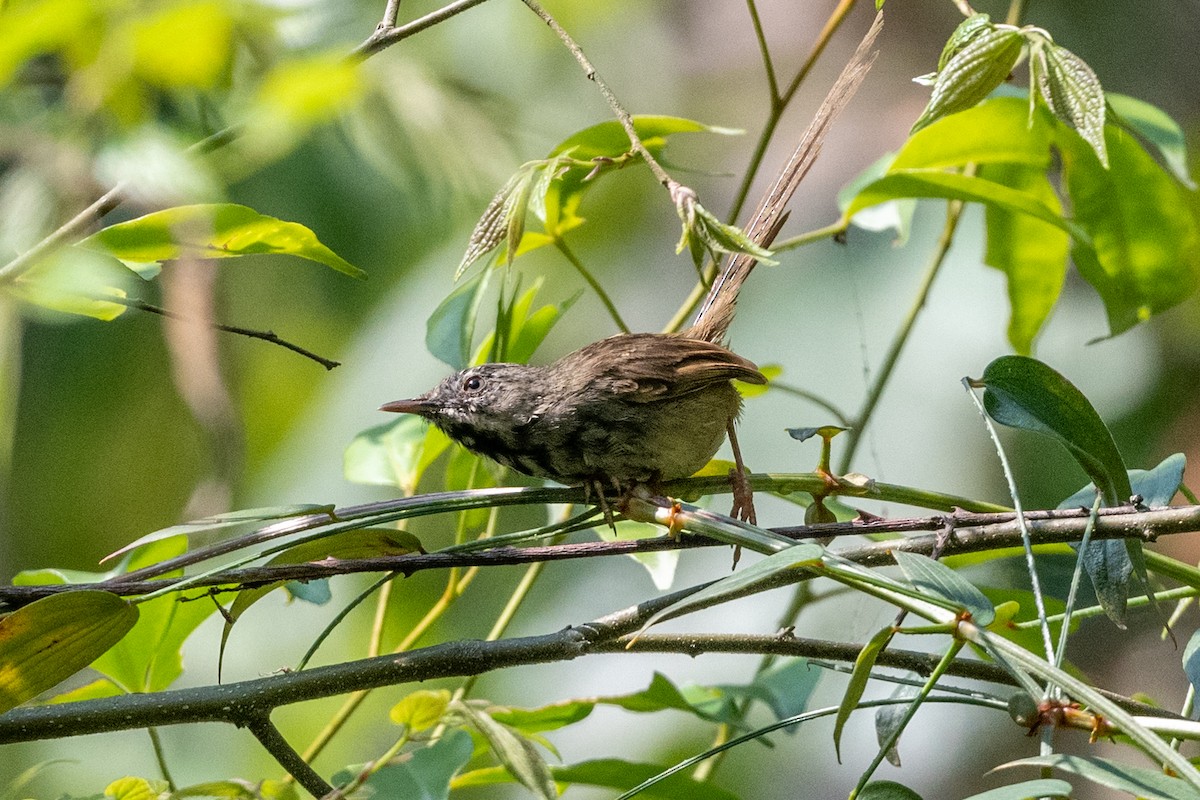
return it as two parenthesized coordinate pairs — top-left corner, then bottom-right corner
(381, 14), (881, 525)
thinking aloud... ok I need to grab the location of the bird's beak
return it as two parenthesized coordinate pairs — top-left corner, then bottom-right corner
(379, 397), (433, 415)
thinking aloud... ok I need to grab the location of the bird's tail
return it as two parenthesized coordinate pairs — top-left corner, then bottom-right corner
(689, 10), (884, 344)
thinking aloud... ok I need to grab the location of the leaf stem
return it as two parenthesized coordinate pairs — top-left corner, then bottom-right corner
(554, 239), (630, 333)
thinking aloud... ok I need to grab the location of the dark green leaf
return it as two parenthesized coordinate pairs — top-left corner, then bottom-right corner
(79, 204), (364, 278)
(980, 163), (1069, 355)
(978, 355), (1131, 505)
(892, 551), (995, 625)
(834, 625), (895, 761)
(719, 658), (820, 724)
(1001, 754), (1200, 800)
(330, 728), (473, 800)
(455, 759), (741, 800)
(600, 672), (736, 725)
(859, 780), (925, 800)
(875, 685), (918, 766)
(0, 590), (138, 713)
(912, 25), (1024, 133)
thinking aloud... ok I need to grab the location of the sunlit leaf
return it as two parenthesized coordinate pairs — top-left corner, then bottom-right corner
(426, 267), (489, 369)
(344, 415), (452, 491)
(896, 98), (1054, 172)
(391, 689), (452, 733)
(0, 590), (137, 713)
(1108, 93), (1195, 189)
(0, 0), (95, 88)
(103, 776), (168, 800)
(8, 248), (136, 322)
(595, 520), (679, 591)
(131, 1), (232, 90)
(80, 204), (365, 279)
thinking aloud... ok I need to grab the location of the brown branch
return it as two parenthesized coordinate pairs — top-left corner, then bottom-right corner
(113, 295), (340, 370)
(4, 503), (1198, 609)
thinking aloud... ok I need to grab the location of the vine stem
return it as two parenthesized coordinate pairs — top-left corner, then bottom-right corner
(837, 189), (969, 474)
(518, 0), (675, 191)
(554, 239), (629, 333)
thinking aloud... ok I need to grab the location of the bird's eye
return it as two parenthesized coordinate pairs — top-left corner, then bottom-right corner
(463, 375), (484, 393)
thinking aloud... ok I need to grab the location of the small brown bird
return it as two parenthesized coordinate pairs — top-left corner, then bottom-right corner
(381, 16), (880, 523)
(381, 332), (765, 517)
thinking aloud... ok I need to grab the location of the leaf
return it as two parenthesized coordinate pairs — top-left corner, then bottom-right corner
(330, 728), (473, 800)
(1058, 124), (1200, 337)
(635, 545), (824, 637)
(979, 163), (1069, 354)
(9, 248), (139, 322)
(844, 170), (1087, 243)
(911, 24), (1025, 133)
(875, 685), (918, 766)
(1059, 453), (1186, 510)
(978, 355), (1131, 505)
(891, 551), (995, 625)
(600, 672), (736, 725)
(131, 1), (232, 90)
(859, 780), (925, 800)
(543, 116), (734, 235)
(457, 703), (556, 800)
(1107, 93), (1195, 189)
(0, 0), (95, 89)
(425, 267), (490, 369)
(978, 355), (1134, 624)
(720, 657), (821, 724)
(833, 625), (894, 761)
(673, 187), (774, 270)
(1184, 629), (1200, 720)
(344, 415), (452, 491)
(391, 689), (452, 733)
(457, 167), (537, 278)
(0, 591), (138, 713)
(455, 759), (741, 800)
(79, 204), (365, 279)
(103, 776), (169, 800)
(895, 98), (1054, 172)
(839, 152), (915, 243)
(489, 701), (594, 734)
(1035, 42), (1107, 167)
(1000, 754), (1200, 800)
(595, 520), (679, 591)
(936, 13), (995, 72)
(961, 780), (1073, 800)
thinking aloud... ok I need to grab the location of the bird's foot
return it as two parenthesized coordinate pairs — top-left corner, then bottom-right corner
(728, 466), (757, 525)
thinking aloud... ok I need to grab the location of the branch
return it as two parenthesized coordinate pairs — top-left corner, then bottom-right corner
(244, 714), (334, 797)
(4, 503), (1198, 608)
(353, 0), (494, 59)
(114, 295), (341, 370)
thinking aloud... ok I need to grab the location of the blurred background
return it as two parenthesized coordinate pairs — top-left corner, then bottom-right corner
(1, 0), (1198, 796)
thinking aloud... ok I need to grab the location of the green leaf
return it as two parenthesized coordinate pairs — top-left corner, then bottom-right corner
(331, 728), (473, 800)
(859, 780), (925, 800)
(600, 672), (736, 725)
(0, 0), (95, 89)
(978, 355), (1134, 624)
(426, 267), (490, 369)
(720, 657), (821, 723)
(344, 415), (451, 491)
(961, 780), (1072, 800)
(1035, 42), (1107, 167)
(455, 759), (741, 800)
(172, 778), (299, 798)
(895, 98), (1054, 172)
(844, 170), (1087, 243)
(875, 685), (917, 766)
(979, 163), (1069, 354)
(104, 777), (168, 800)
(8, 248), (139, 322)
(912, 24), (1025, 133)
(839, 153), (915, 243)
(457, 167), (537, 278)
(936, 14), (994, 72)
(891, 551), (995, 625)
(1058, 125), (1200, 337)
(978, 355), (1130, 504)
(1184, 629), (1200, 721)
(0, 590), (138, 714)
(543, 116), (733, 235)
(635, 545), (824, 637)
(391, 689), (452, 733)
(833, 625), (894, 761)
(131, 1), (232, 90)
(674, 188), (774, 270)
(457, 703), (556, 800)
(1000, 754), (1200, 800)
(1107, 93), (1195, 189)
(1059, 452), (1186, 510)
(596, 520), (679, 591)
(489, 701), (594, 734)
(79, 204), (365, 279)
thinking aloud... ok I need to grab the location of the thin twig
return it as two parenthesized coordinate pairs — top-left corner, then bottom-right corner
(518, 0), (675, 189)
(113, 295), (341, 370)
(353, 0), (494, 58)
